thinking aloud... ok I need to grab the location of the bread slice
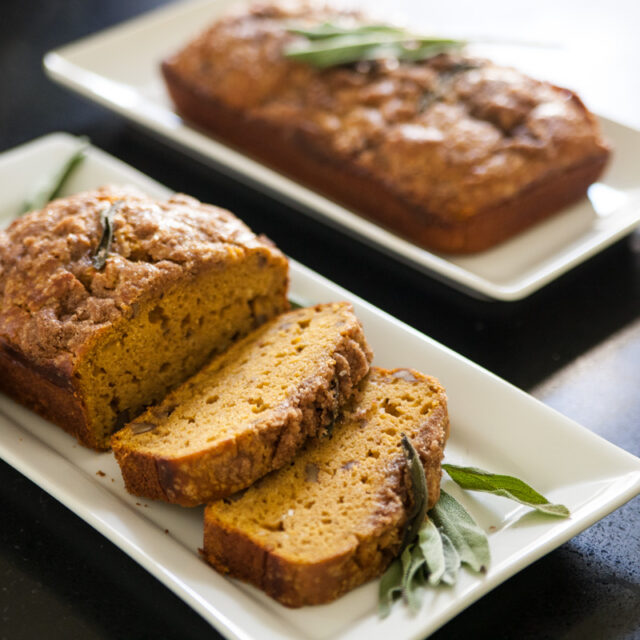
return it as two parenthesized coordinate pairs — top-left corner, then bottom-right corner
(202, 367), (448, 607)
(111, 303), (373, 506)
(0, 187), (289, 449)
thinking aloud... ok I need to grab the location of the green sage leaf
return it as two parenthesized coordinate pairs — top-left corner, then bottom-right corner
(285, 34), (391, 68)
(288, 23), (404, 40)
(400, 434), (429, 551)
(92, 200), (122, 270)
(429, 489), (490, 573)
(378, 460), (569, 616)
(418, 518), (445, 586)
(285, 24), (465, 68)
(443, 464), (570, 518)
(439, 531), (461, 585)
(378, 557), (402, 618)
(402, 543), (427, 612)
(20, 137), (89, 215)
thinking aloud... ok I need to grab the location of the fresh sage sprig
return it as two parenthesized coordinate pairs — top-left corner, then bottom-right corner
(285, 23), (465, 68)
(379, 489), (487, 617)
(379, 444), (571, 616)
(92, 200), (123, 270)
(19, 137), (89, 215)
(443, 464), (570, 517)
(379, 439), (490, 617)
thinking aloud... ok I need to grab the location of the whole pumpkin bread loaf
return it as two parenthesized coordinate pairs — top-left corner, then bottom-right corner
(0, 187), (289, 449)
(162, 3), (610, 253)
(111, 302), (373, 506)
(202, 366), (448, 607)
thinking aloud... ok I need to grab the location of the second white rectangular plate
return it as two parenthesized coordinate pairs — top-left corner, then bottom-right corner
(42, 0), (640, 300)
(1, 133), (639, 640)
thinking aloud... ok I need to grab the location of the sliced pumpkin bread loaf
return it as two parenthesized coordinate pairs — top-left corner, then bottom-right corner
(0, 187), (289, 449)
(111, 302), (373, 506)
(202, 366), (449, 607)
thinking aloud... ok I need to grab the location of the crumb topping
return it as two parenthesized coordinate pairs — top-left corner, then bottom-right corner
(0, 186), (280, 370)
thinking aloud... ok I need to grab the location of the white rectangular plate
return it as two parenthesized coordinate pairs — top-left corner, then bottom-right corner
(1, 133), (639, 640)
(42, 0), (640, 300)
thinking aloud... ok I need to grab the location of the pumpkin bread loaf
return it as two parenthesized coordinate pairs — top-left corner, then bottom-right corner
(202, 366), (448, 607)
(162, 3), (610, 253)
(111, 302), (373, 506)
(0, 187), (289, 449)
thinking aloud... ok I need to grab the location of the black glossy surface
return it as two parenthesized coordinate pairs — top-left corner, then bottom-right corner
(1, 1), (639, 639)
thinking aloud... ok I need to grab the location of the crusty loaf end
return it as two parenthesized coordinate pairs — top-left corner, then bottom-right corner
(0, 187), (289, 449)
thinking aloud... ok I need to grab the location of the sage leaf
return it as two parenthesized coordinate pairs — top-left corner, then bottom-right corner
(400, 434), (428, 551)
(286, 34), (392, 68)
(429, 490), (490, 573)
(288, 23), (404, 40)
(411, 544), (429, 587)
(439, 531), (461, 585)
(378, 557), (402, 618)
(92, 200), (122, 270)
(285, 24), (464, 68)
(402, 543), (427, 612)
(443, 464), (570, 518)
(418, 518), (445, 586)
(377, 460), (568, 616)
(20, 137), (89, 215)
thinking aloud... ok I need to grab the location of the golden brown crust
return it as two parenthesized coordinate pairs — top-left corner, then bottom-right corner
(204, 512), (406, 607)
(0, 187), (284, 369)
(0, 340), (96, 447)
(111, 303), (373, 505)
(162, 4), (610, 253)
(203, 367), (449, 607)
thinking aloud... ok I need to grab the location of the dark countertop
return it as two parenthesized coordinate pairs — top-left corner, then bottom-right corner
(1, 1), (639, 639)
